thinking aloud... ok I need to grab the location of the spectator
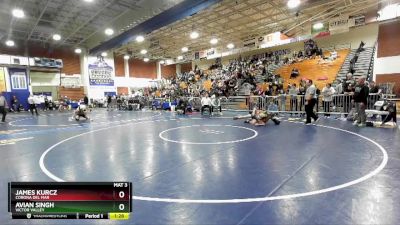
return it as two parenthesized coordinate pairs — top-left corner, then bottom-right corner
(44, 96), (49, 111)
(305, 79), (319, 124)
(0, 92), (8, 122)
(84, 95), (89, 105)
(10, 95), (20, 112)
(330, 50), (338, 61)
(201, 93), (212, 115)
(290, 68), (299, 79)
(369, 81), (382, 94)
(278, 89), (286, 111)
(107, 95), (112, 111)
(28, 94), (39, 116)
(353, 76), (369, 127)
(321, 83), (335, 118)
(343, 73), (356, 115)
(288, 84), (299, 114)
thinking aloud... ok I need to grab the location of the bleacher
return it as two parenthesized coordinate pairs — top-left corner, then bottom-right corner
(336, 46), (376, 80)
(275, 49), (350, 89)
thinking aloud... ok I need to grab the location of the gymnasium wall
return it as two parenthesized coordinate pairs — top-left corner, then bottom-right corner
(0, 45), (81, 75)
(374, 19), (400, 96)
(194, 23), (379, 70)
(161, 64), (176, 78)
(128, 58), (157, 79)
(114, 54), (125, 77)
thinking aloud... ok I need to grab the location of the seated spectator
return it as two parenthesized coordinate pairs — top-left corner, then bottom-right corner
(290, 68), (300, 79)
(176, 97), (188, 115)
(329, 50), (338, 61)
(11, 95), (21, 112)
(201, 93), (212, 115)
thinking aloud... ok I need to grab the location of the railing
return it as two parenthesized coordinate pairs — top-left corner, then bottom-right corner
(221, 93), (396, 114)
(147, 93), (397, 115)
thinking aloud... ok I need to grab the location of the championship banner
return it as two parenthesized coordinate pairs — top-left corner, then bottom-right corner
(329, 15), (349, 34)
(88, 56), (115, 86)
(0, 67), (6, 93)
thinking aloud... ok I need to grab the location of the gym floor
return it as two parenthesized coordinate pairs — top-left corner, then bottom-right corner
(1, 109), (399, 225)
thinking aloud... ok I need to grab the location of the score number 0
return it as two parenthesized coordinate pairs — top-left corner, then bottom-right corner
(118, 191), (125, 211)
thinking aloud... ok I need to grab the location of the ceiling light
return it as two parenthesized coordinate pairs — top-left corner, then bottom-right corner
(74, 48), (82, 54)
(287, 0), (300, 9)
(177, 56), (183, 60)
(227, 43), (235, 49)
(124, 55), (130, 60)
(52, 34), (61, 41)
(136, 35), (145, 42)
(83, 0), (94, 2)
(12, 9), (25, 18)
(140, 49), (147, 54)
(313, 22), (324, 30)
(181, 47), (188, 52)
(190, 31), (199, 39)
(101, 52), (108, 57)
(378, 3), (400, 21)
(143, 58), (149, 62)
(5, 40), (15, 47)
(160, 60), (165, 64)
(210, 38), (218, 45)
(105, 28), (114, 36)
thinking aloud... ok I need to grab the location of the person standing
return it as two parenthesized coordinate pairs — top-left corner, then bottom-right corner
(353, 76), (369, 127)
(288, 84), (299, 115)
(321, 83), (336, 118)
(343, 73), (356, 115)
(44, 96), (49, 111)
(84, 95), (89, 105)
(305, 79), (319, 124)
(107, 95), (112, 111)
(0, 92), (8, 122)
(28, 95), (39, 116)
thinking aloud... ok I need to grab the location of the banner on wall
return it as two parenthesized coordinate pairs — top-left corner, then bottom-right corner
(31, 57), (63, 68)
(311, 22), (330, 38)
(88, 56), (115, 86)
(243, 37), (257, 47)
(258, 32), (291, 48)
(0, 67), (6, 93)
(348, 15), (365, 27)
(329, 15), (349, 34)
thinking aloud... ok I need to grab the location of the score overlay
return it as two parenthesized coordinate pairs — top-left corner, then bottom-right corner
(8, 182), (132, 220)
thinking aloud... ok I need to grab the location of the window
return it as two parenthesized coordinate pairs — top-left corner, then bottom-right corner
(11, 74), (27, 90)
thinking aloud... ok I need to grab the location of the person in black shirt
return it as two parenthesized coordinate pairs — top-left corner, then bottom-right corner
(353, 76), (369, 127)
(343, 73), (356, 115)
(369, 81), (381, 94)
(84, 95), (89, 105)
(10, 96), (20, 112)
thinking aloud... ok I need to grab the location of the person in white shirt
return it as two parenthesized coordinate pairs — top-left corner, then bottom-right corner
(201, 92), (212, 115)
(330, 50), (338, 61)
(0, 93), (8, 122)
(27, 95), (39, 116)
(305, 79), (319, 124)
(321, 83), (336, 117)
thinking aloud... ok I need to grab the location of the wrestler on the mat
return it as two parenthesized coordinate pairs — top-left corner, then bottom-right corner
(233, 107), (280, 126)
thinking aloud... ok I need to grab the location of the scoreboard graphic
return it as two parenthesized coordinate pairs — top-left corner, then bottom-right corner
(8, 182), (132, 220)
